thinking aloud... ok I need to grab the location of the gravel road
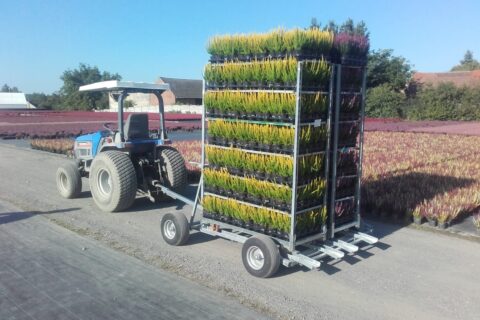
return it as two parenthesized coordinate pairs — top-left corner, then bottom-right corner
(1, 142), (479, 320)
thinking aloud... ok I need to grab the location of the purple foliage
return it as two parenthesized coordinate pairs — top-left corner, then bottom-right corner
(334, 33), (369, 58)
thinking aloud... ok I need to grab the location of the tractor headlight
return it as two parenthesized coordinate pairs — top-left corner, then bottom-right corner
(75, 141), (92, 157)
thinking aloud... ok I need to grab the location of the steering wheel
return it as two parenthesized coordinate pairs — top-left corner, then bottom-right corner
(103, 122), (116, 135)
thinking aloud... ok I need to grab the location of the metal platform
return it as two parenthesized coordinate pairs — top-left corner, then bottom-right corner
(79, 80), (170, 93)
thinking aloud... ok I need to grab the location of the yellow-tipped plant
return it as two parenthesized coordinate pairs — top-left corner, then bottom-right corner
(206, 28), (333, 59)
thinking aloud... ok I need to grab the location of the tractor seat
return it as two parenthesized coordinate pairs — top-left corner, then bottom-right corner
(124, 113), (150, 141)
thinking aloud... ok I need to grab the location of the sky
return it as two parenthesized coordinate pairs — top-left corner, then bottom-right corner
(1, 0), (479, 93)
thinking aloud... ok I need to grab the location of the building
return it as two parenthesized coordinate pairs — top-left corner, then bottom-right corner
(0, 92), (36, 109)
(154, 77), (203, 105)
(108, 77), (203, 113)
(413, 70), (480, 88)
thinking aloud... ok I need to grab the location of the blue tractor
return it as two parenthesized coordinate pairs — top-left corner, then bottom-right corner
(55, 81), (187, 212)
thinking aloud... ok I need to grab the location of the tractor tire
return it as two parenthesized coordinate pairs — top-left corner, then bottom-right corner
(56, 162), (82, 199)
(157, 147), (187, 192)
(89, 151), (137, 212)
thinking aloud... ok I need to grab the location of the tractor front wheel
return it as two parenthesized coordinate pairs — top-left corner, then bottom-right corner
(89, 151), (137, 212)
(56, 161), (82, 199)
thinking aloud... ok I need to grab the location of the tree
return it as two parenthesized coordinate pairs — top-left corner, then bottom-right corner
(26, 92), (62, 110)
(451, 50), (480, 71)
(309, 18), (320, 30)
(60, 63), (121, 110)
(406, 83), (480, 121)
(366, 84), (406, 118)
(310, 18), (369, 38)
(367, 49), (413, 91)
(1, 84), (20, 92)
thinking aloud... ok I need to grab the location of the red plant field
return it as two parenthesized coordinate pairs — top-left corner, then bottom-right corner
(362, 132), (480, 226)
(364, 118), (480, 136)
(159, 133), (480, 228)
(28, 132), (480, 229)
(0, 110), (201, 139)
(3, 110), (480, 139)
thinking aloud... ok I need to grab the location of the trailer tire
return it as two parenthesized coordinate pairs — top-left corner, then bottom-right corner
(89, 151), (137, 212)
(157, 147), (187, 194)
(242, 235), (280, 278)
(56, 162), (82, 199)
(160, 212), (189, 246)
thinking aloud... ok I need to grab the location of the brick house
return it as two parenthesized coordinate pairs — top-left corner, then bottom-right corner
(412, 70), (480, 88)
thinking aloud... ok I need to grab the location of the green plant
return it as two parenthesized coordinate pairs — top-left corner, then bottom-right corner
(299, 154), (324, 178)
(206, 28), (333, 59)
(204, 57), (298, 87)
(473, 214), (480, 230)
(204, 91), (297, 117)
(297, 177), (326, 202)
(208, 120), (295, 147)
(301, 93), (328, 117)
(299, 125), (327, 150)
(302, 59), (331, 88)
(206, 146), (294, 178)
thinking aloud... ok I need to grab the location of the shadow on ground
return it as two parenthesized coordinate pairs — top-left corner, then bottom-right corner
(0, 207), (80, 225)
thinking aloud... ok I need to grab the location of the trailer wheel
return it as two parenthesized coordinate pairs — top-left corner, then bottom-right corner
(157, 147), (187, 193)
(160, 212), (189, 246)
(56, 162), (82, 199)
(242, 235), (280, 278)
(89, 151), (137, 212)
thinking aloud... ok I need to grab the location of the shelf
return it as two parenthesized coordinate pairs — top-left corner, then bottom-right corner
(296, 203), (326, 215)
(208, 54), (333, 64)
(206, 117), (328, 127)
(201, 217), (291, 246)
(338, 119), (361, 124)
(204, 192), (290, 214)
(335, 196), (355, 202)
(205, 88), (331, 95)
(206, 88), (296, 94)
(204, 192), (326, 216)
(208, 166), (294, 186)
(336, 174), (358, 179)
(340, 91), (362, 95)
(207, 144), (292, 158)
(207, 117), (294, 127)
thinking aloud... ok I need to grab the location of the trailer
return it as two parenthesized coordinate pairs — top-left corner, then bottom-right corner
(158, 57), (378, 278)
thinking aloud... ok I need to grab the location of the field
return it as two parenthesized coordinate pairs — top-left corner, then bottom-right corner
(173, 132), (480, 229)
(365, 118), (480, 135)
(0, 110), (201, 139)
(3, 110), (480, 230)
(363, 132), (480, 227)
(28, 130), (480, 231)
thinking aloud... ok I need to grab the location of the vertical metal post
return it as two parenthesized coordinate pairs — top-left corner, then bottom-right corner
(355, 67), (368, 228)
(154, 92), (167, 140)
(200, 79), (206, 200)
(289, 61), (303, 252)
(323, 64), (335, 233)
(329, 64), (341, 239)
(118, 91), (126, 142)
(190, 78), (207, 225)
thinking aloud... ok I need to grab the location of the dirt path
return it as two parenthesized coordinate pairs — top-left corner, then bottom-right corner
(1, 142), (479, 320)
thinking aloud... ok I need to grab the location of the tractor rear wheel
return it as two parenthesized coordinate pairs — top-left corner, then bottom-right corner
(89, 151), (137, 212)
(157, 147), (187, 194)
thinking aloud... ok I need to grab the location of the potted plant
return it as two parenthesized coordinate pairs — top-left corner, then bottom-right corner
(412, 207), (422, 225)
(473, 214), (480, 232)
